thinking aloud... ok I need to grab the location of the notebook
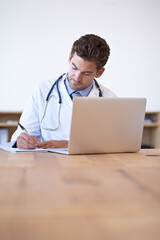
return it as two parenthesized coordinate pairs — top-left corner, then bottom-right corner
(49, 97), (146, 155)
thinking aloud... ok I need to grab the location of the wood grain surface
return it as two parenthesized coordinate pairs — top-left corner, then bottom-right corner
(0, 149), (160, 240)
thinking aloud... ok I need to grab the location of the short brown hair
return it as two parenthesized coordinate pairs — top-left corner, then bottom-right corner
(71, 34), (110, 70)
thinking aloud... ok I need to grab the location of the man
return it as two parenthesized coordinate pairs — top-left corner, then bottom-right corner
(11, 34), (116, 149)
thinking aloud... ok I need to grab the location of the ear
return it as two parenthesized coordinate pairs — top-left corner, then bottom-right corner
(68, 53), (72, 63)
(95, 68), (105, 78)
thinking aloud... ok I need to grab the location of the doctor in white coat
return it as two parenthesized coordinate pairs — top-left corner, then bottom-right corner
(11, 34), (116, 149)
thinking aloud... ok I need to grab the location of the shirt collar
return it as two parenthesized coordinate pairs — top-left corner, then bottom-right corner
(64, 73), (93, 97)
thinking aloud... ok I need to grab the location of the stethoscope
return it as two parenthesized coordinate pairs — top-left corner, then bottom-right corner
(40, 73), (103, 131)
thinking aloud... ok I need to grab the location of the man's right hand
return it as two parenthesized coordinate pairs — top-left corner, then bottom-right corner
(17, 132), (39, 149)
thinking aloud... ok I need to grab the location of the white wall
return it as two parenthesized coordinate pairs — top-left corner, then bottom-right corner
(0, 0), (160, 111)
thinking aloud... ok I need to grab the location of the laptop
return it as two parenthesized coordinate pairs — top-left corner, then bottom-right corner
(49, 97), (146, 155)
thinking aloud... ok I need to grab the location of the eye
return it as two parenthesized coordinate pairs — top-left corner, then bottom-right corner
(84, 72), (92, 76)
(72, 63), (78, 70)
(72, 66), (77, 70)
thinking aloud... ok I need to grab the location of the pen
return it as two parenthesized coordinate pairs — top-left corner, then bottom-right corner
(18, 122), (39, 146)
(18, 122), (29, 134)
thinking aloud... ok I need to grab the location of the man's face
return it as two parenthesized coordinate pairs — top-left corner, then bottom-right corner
(68, 53), (104, 91)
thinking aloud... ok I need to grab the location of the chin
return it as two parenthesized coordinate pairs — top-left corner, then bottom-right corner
(71, 86), (79, 91)
(69, 81), (78, 90)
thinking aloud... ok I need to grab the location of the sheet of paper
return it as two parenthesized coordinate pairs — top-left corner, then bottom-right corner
(0, 144), (47, 153)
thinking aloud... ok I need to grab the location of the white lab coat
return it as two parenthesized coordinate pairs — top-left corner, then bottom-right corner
(11, 74), (116, 142)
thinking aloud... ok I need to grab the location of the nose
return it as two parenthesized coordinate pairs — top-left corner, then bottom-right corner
(75, 71), (82, 81)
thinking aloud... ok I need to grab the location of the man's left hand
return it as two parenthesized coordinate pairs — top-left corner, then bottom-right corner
(38, 140), (68, 149)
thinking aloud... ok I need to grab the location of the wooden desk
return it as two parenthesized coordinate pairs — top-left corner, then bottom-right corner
(0, 149), (160, 240)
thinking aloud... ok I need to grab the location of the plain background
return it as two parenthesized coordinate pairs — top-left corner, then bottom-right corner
(0, 0), (160, 111)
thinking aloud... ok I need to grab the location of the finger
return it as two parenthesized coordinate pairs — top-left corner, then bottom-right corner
(39, 140), (68, 149)
(21, 133), (38, 146)
(17, 138), (36, 149)
(38, 141), (56, 149)
(17, 137), (37, 149)
(17, 133), (38, 149)
(38, 142), (49, 149)
(20, 133), (38, 144)
(30, 136), (39, 145)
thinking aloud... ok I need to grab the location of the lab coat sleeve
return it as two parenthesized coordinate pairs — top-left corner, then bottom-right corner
(0, 140), (17, 148)
(11, 86), (41, 141)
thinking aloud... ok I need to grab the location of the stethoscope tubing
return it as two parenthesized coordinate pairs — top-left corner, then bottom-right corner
(46, 73), (102, 102)
(40, 73), (102, 131)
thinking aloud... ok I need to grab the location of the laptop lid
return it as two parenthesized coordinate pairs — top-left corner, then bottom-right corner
(67, 97), (146, 154)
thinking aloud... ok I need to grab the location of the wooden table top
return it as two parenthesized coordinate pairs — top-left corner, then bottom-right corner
(0, 149), (160, 240)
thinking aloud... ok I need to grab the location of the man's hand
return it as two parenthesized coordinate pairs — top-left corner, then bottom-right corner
(17, 132), (39, 149)
(38, 140), (68, 149)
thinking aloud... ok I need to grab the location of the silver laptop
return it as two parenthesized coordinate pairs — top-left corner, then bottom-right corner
(49, 97), (146, 155)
